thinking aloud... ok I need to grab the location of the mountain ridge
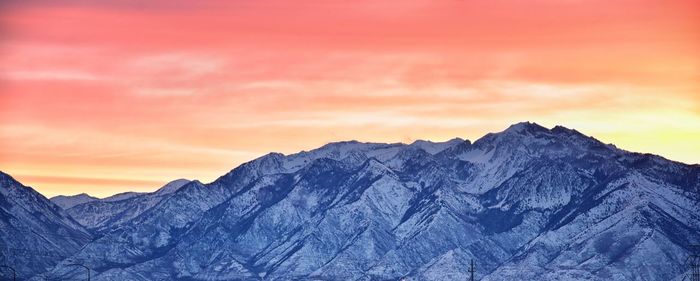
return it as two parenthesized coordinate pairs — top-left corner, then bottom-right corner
(1, 122), (698, 280)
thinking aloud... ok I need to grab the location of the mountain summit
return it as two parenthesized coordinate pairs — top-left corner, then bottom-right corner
(1, 122), (698, 281)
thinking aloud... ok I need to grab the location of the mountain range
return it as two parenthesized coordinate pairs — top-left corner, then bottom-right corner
(1, 122), (698, 280)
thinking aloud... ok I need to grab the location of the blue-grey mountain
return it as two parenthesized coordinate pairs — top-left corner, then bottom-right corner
(1, 122), (698, 280)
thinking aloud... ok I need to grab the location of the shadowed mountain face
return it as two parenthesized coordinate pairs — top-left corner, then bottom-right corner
(3, 122), (699, 281)
(0, 172), (92, 279)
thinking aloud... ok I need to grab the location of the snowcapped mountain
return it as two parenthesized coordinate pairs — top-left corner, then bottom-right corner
(0, 171), (92, 279)
(5, 122), (699, 280)
(58, 179), (191, 232)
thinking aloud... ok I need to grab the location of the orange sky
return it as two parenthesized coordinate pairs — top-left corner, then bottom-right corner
(1, 0), (699, 197)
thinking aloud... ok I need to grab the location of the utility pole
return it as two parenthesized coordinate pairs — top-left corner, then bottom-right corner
(685, 245), (700, 281)
(468, 259), (475, 281)
(0, 265), (16, 281)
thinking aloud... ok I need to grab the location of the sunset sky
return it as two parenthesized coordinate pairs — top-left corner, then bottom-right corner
(1, 0), (699, 197)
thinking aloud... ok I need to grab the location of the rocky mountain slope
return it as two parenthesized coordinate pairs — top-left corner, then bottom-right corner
(0, 172), (93, 279)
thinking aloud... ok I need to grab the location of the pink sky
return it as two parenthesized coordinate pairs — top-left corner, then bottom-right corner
(1, 0), (699, 197)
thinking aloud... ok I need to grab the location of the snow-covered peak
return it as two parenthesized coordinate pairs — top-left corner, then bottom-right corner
(551, 125), (581, 136)
(410, 138), (466, 155)
(304, 140), (403, 160)
(154, 178), (191, 195)
(248, 152), (286, 173)
(469, 122), (611, 157)
(502, 121), (549, 135)
(0, 170), (21, 195)
(51, 193), (98, 209)
(102, 191), (144, 202)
